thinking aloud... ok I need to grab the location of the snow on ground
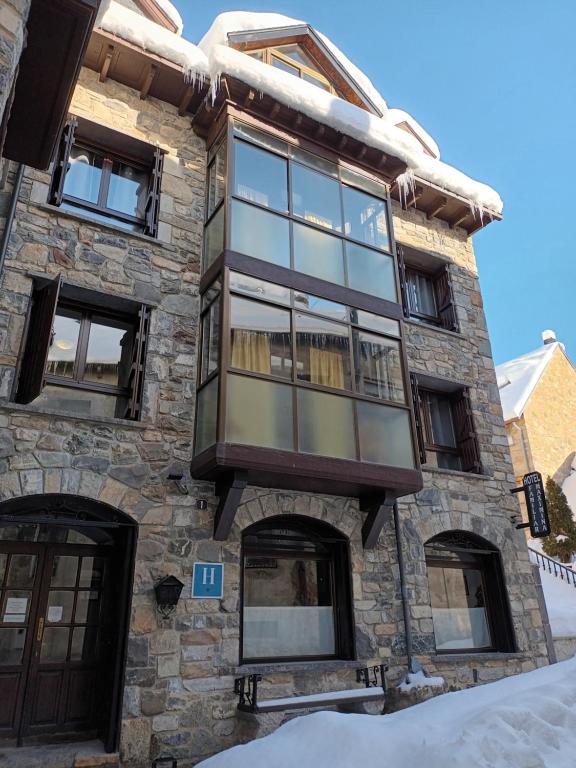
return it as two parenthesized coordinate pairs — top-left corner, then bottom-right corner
(398, 670), (444, 692)
(538, 565), (576, 637)
(198, 657), (576, 768)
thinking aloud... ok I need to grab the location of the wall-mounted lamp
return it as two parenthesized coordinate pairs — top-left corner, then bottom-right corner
(167, 473), (189, 495)
(154, 575), (184, 619)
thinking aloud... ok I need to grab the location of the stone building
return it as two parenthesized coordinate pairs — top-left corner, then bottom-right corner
(0, 3), (550, 766)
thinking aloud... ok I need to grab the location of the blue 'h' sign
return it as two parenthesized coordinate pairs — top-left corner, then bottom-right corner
(192, 562), (224, 599)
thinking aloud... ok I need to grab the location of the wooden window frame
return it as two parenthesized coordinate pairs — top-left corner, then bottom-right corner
(418, 388), (463, 469)
(15, 276), (150, 421)
(248, 45), (336, 94)
(50, 118), (164, 237)
(240, 518), (355, 664)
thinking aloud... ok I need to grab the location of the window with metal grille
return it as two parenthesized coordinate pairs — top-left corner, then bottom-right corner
(14, 275), (150, 421)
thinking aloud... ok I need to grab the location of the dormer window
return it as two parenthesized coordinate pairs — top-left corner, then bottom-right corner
(247, 44), (335, 93)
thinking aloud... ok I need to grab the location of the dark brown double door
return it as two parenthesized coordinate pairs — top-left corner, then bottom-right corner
(0, 542), (111, 744)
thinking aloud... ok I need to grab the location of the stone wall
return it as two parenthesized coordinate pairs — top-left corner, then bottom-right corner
(0, 68), (551, 766)
(0, 0), (30, 130)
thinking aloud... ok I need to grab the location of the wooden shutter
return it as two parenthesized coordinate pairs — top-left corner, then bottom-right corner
(49, 117), (77, 206)
(452, 388), (482, 473)
(409, 372), (427, 465)
(15, 274), (62, 404)
(143, 146), (164, 237)
(433, 265), (459, 332)
(396, 244), (410, 318)
(123, 304), (150, 420)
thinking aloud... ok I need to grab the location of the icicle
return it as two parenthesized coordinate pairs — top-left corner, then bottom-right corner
(395, 169), (416, 208)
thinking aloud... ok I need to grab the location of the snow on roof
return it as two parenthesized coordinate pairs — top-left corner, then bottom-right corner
(207, 44), (502, 214)
(496, 341), (561, 421)
(153, 0), (183, 35)
(196, 656), (576, 768)
(388, 108), (440, 160)
(96, 1), (208, 76)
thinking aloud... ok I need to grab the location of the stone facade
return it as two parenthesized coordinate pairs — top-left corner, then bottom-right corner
(0, 64), (550, 767)
(505, 346), (576, 487)
(0, 0), (30, 129)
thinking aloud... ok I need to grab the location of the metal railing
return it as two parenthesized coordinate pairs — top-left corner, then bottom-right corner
(528, 546), (576, 587)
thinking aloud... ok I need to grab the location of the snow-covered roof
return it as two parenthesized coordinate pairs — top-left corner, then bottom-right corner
(93, 6), (503, 216)
(496, 341), (562, 421)
(153, 0), (183, 35)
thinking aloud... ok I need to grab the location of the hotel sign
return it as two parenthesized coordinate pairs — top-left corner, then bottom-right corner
(522, 472), (550, 538)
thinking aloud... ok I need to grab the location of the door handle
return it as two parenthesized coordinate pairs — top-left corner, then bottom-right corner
(36, 617), (44, 643)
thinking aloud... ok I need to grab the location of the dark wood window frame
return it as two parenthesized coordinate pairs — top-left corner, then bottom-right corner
(397, 245), (459, 332)
(50, 117), (164, 237)
(14, 275), (150, 421)
(425, 533), (516, 654)
(240, 517), (355, 664)
(410, 375), (482, 474)
(247, 45), (337, 94)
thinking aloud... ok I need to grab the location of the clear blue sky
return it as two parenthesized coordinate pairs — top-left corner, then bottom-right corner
(173, 0), (575, 365)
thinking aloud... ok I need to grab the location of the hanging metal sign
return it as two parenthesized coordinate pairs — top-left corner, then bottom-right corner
(511, 471), (550, 538)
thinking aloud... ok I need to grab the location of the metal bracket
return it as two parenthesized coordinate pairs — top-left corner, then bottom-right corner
(235, 674), (262, 713)
(360, 493), (395, 549)
(356, 664), (388, 692)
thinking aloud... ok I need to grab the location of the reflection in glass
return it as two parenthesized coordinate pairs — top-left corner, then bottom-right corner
(343, 186), (389, 250)
(243, 557), (335, 659)
(64, 146), (102, 203)
(71, 626), (98, 661)
(346, 243), (397, 301)
(297, 389), (355, 460)
(75, 591), (100, 624)
(207, 140), (226, 219)
(2, 590), (31, 621)
(41, 627), (69, 662)
(354, 331), (404, 402)
(234, 141), (288, 212)
(0, 553), (6, 583)
(293, 223), (345, 285)
(230, 272), (291, 306)
(271, 55), (299, 76)
(0, 628), (27, 665)
(296, 314), (351, 390)
(226, 375), (293, 451)
(406, 270), (436, 317)
(429, 566), (491, 650)
(79, 557), (105, 588)
(230, 200), (290, 268)
(203, 205), (224, 272)
(47, 313), (81, 378)
(357, 402), (414, 467)
(84, 321), (131, 387)
(194, 377), (218, 456)
(291, 164), (342, 231)
(429, 393), (457, 447)
(7, 555), (37, 588)
(293, 292), (348, 322)
(51, 556), (78, 588)
(47, 591), (74, 623)
(32, 385), (122, 419)
(201, 297), (220, 382)
(352, 311), (400, 336)
(230, 297), (292, 378)
(108, 161), (148, 218)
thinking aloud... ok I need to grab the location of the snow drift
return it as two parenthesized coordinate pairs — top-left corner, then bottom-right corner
(198, 657), (576, 768)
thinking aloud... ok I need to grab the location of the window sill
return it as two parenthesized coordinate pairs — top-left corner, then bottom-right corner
(236, 660), (360, 675)
(0, 400), (151, 429)
(35, 203), (173, 248)
(403, 317), (462, 340)
(422, 466), (491, 481)
(430, 652), (527, 663)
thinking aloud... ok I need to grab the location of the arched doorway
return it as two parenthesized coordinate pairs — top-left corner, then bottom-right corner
(0, 494), (137, 752)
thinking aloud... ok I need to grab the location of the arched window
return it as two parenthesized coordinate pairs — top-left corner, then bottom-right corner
(425, 531), (515, 653)
(241, 516), (354, 662)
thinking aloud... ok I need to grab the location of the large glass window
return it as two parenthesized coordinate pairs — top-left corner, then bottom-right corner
(241, 518), (354, 661)
(296, 313), (351, 391)
(208, 126), (398, 303)
(226, 375), (293, 451)
(230, 297), (292, 378)
(425, 533), (515, 653)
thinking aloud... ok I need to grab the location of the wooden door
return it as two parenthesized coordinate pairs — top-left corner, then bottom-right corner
(0, 542), (111, 744)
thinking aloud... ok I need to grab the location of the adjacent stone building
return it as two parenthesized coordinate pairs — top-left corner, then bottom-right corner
(0, 3), (550, 766)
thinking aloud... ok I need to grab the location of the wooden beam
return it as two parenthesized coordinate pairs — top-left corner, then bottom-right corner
(293, 113), (303, 129)
(426, 195), (448, 220)
(99, 45), (114, 83)
(178, 85), (194, 116)
(315, 124), (325, 140)
(214, 471), (248, 541)
(338, 135), (348, 152)
(450, 207), (471, 229)
(357, 146), (367, 161)
(406, 184), (424, 209)
(270, 102), (281, 120)
(140, 64), (158, 100)
(243, 89), (255, 108)
(377, 152), (388, 168)
(360, 492), (395, 549)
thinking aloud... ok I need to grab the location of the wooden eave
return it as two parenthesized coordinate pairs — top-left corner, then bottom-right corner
(228, 25), (383, 116)
(390, 176), (502, 235)
(134, 0), (179, 34)
(192, 77), (407, 185)
(83, 28), (209, 115)
(2, 0), (101, 170)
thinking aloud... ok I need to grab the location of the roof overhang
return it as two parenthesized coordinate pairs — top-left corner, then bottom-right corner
(227, 24), (384, 116)
(192, 77), (407, 185)
(2, 0), (101, 170)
